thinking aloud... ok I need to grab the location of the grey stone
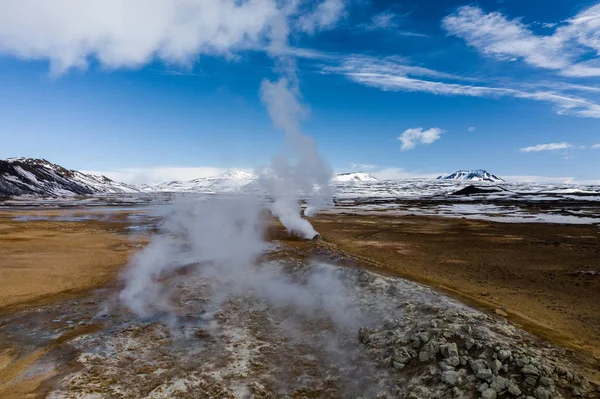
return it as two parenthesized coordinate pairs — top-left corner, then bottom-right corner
(490, 360), (503, 375)
(393, 347), (412, 365)
(522, 365), (540, 376)
(392, 361), (406, 370)
(419, 350), (431, 362)
(460, 356), (468, 366)
(572, 387), (583, 397)
(481, 388), (497, 399)
(442, 370), (460, 386)
(478, 383), (489, 393)
(417, 332), (431, 343)
(498, 350), (511, 361)
(506, 379), (521, 396)
(539, 376), (553, 387)
(465, 338), (475, 350)
(440, 362), (455, 371)
(441, 342), (459, 358)
(525, 376), (538, 386)
(490, 376), (508, 393)
(477, 369), (493, 380)
(470, 359), (487, 374)
(533, 387), (551, 399)
(445, 356), (461, 367)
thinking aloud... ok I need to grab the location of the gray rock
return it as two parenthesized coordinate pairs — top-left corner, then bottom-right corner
(470, 359), (487, 374)
(440, 362), (456, 371)
(498, 350), (511, 361)
(478, 383), (489, 393)
(539, 376), (553, 387)
(460, 356), (468, 366)
(490, 376), (507, 393)
(442, 370), (460, 386)
(506, 379), (521, 396)
(394, 347), (413, 365)
(525, 376), (538, 386)
(522, 365), (540, 376)
(477, 369), (493, 380)
(392, 361), (406, 370)
(572, 387), (583, 396)
(516, 357), (531, 367)
(445, 356), (461, 367)
(442, 342), (459, 358)
(481, 388), (497, 399)
(490, 359), (502, 375)
(465, 338), (475, 350)
(533, 387), (551, 399)
(417, 332), (431, 343)
(419, 340), (440, 361)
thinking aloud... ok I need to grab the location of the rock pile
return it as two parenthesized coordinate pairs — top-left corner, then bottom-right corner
(358, 307), (598, 399)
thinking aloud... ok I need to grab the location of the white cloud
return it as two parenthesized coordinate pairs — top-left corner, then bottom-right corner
(297, 0), (346, 34)
(325, 54), (600, 118)
(359, 10), (426, 37)
(398, 127), (444, 151)
(350, 163), (376, 171)
(468, 126), (476, 132)
(83, 167), (252, 185)
(442, 5), (600, 77)
(0, 0), (347, 75)
(367, 11), (399, 30)
(592, 144), (600, 149)
(519, 142), (574, 152)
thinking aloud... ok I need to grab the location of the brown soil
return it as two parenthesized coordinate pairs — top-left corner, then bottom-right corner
(0, 211), (146, 315)
(304, 213), (600, 369)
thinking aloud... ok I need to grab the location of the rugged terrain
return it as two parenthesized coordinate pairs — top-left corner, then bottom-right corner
(0, 206), (598, 398)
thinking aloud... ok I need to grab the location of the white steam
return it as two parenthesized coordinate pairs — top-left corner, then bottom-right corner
(259, 75), (334, 239)
(119, 197), (360, 332)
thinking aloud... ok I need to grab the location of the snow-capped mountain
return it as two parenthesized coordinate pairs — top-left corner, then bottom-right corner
(437, 169), (504, 183)
(144, 171), (380, 193)
(144, 170), (256, 193)
(0, 158), (139, 197)
(333, 172), (378, 182)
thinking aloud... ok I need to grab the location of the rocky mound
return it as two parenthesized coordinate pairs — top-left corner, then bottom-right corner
(358, 297), (598, 399)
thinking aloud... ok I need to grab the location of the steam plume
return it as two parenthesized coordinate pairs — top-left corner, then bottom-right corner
(259, 75), (333, 239)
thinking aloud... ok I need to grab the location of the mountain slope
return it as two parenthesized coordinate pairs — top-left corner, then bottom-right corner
(333, 172), (378, 182)
(437, 169), (504, 183)
(0, 158), (139, 196)
(145, 170), (256, 193)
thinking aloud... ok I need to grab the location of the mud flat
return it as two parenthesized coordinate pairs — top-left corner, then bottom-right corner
(0, 210), (149, 315)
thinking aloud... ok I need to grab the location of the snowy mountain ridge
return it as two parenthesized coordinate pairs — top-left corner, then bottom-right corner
(437, 169), (504, 183)
(333, 172), (378, 182)
(0, 158), (139, 197)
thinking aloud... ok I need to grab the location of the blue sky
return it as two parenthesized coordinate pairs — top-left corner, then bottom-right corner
(0, 0), (599, 183)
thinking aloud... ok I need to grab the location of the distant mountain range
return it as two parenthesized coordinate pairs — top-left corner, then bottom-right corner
(0, 158), (504, 197)
(437, 169), (504, 183)
(0, 158), (138, 197)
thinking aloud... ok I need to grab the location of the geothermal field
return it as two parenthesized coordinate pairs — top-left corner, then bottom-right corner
(0, 185), (599, 399)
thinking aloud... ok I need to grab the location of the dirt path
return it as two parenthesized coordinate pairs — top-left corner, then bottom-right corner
(307, 214), (600, 367)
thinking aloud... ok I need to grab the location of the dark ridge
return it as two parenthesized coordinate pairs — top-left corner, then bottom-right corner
(451, 185), (505, 196)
